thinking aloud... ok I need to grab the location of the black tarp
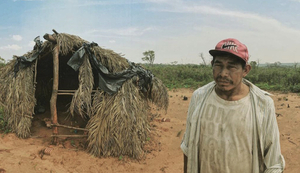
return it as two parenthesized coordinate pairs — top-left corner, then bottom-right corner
(14, 36), (44, 76)
(67, 42), (153, 95)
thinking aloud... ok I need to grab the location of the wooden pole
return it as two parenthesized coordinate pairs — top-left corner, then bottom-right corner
(50, 45), (59, 144)
(43, 34), (57, 44)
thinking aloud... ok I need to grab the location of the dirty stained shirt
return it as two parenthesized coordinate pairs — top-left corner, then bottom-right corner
(199, 89), (252, 173)
(181, 79), (285, 173)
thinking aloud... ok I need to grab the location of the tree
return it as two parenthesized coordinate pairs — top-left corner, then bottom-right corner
(170, 61), (178, 65)
(293, 62), (298, 69)
(142, 50), (155, 65)
(250, 61), (258, 69)
(199, 53), (207, 66)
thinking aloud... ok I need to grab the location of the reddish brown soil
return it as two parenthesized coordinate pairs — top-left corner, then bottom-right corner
(0, 89), (299, 173)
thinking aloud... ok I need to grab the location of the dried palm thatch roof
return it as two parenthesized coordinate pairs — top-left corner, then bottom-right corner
(0, 30), (169, 159)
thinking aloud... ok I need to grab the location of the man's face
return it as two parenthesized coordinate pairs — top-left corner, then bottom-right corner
(212, 55), (249, 92)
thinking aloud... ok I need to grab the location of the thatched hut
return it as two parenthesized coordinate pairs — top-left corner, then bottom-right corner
(0, 29), (169, 159)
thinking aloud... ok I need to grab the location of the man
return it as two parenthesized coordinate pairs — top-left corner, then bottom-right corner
(181, 38), (285, 173)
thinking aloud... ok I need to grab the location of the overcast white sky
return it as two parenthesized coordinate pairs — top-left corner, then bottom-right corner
(0, 0), (300, 64)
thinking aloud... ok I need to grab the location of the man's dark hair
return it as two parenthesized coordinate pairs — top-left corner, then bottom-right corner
(211, 53), (246, 69)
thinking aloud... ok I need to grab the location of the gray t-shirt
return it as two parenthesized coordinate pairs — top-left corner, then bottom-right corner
(199, 89), (253, 173)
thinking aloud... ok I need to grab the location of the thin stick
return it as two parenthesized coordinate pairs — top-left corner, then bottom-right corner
(34, 58), (38, 85)
(52, 29), (58, 35)
(51, 124), (89, 131)
(24, 115), (34, 119)
(51, 135), (88, 138)
(57, 93), (74, 95)
(58, 90), (99, 93)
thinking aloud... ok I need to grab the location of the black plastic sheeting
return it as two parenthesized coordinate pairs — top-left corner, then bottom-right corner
(14, 38), (153, 95)
(67, 42), (153, 95)
(14, 36), (44, 77)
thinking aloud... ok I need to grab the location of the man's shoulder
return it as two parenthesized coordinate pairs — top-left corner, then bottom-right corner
(193, 81), (215, 96)
(245, 80), (274, 105)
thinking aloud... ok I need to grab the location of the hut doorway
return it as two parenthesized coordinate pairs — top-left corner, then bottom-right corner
(32, 49), (94, 144)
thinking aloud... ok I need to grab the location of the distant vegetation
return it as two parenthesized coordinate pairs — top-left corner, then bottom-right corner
(146, 64), (212, 89)
(144, 63), (300, 93)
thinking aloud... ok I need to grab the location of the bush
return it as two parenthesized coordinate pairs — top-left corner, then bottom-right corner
(290, 84), (300, 93)
(144, 64), (213, 89)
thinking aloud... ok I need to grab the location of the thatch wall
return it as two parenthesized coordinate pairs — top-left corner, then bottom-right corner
(0, 30), (169, 159)
(0, 59), (36, 138)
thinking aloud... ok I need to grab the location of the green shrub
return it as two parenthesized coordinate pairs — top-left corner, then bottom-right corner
(290, 84), (300, 93)
(144, 64), (213, 89)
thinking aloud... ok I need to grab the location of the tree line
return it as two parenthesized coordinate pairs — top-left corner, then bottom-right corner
(144, 63), (300, 93)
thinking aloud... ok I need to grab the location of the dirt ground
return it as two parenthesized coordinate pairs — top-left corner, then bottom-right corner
(0, 88), (299, 173)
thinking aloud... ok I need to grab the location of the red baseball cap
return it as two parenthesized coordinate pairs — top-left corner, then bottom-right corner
(209, 38), (249, 62)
